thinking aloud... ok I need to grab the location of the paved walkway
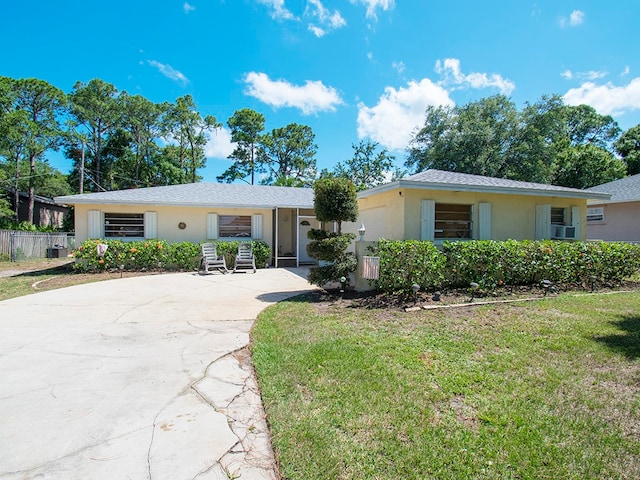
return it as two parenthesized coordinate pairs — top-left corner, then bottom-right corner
(0, 268), (314, 480)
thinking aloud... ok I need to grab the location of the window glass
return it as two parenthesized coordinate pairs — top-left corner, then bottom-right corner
(551, 207), (565, 225)
(219, 215), (252, 238)
(435, 204), (472, 239)
(104, 213), (144, 237)
(586, 207), (604, 222)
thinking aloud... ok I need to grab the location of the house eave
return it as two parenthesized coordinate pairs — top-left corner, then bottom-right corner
(53, 197), (314, 210)
(359, 180), (611, 201)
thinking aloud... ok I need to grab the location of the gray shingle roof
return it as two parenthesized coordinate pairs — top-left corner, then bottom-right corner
(54, 182), (315, 209)
(586, 173), (640, 203)
(359, 169), (611, 200)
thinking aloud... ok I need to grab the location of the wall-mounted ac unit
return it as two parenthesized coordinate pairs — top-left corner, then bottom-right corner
(551, 225), (576, 239)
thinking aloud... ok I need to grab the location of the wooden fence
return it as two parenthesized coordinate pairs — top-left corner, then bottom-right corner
(0, 230), (75, 261)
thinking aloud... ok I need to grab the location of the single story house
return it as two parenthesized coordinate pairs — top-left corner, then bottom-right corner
(586, 173), (640, 242)
(55, 183), (319, 267)
(355, 170), (611, 243)
(55, 170), (612, 268)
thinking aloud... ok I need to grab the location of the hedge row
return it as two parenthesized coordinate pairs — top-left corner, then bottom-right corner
(373, 239), (640, 294)
(72, 239), (271, 272)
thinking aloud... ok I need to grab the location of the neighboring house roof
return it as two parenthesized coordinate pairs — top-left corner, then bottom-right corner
(3, 190), (67, 207)
(54, 183), (315, 209)
(586, 173), (640, 204)
(359, 169), (611, 200)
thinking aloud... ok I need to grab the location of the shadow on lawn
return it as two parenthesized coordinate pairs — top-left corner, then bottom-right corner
(595, 315), (640, 360)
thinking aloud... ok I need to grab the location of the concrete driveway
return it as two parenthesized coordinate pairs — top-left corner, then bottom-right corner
(0, 268), (314, 480)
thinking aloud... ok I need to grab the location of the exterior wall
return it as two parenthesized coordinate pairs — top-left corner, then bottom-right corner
(357, 187), (588, 242)
(74, 203), (275, 248)
(356, 189), (405, 240)
(587, 202), (640, 241)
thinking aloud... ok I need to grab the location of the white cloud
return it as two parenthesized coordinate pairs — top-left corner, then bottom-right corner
(357, 78), (454, 150)
(205, 126), (235, 159)
(583, 70), (607, 80)
(244, 72), (344, 115)
(435, 58), (515, 95)
(308, 25), (326, 37)
(560, 9), (585, 27)
(257, 0), (295, 20)
(367, 51), (374, 60)
(351, 0), (395, 19)
(564, 78), (640, 116)
(392, 61), (405, 74)
(306, 0), (346, 36)
(183, 2), (195, 14)
(621, 66), (630, 76)
(563, 69), (608, 81)
(570, 9), (585, 26)
(147, 60), (189, 85)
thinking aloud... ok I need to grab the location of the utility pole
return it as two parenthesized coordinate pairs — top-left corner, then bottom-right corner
(79, 140), (85, 194)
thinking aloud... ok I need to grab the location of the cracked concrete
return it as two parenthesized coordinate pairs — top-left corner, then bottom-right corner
(0, 267), (314, 479)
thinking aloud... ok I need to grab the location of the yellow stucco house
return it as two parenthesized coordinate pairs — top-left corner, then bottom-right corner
(355, 170), (610, 243)
(55, 170), (611, 268)
(55, 183), (319, 267)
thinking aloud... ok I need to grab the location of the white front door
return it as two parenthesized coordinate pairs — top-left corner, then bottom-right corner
(298, 218), (317, 264)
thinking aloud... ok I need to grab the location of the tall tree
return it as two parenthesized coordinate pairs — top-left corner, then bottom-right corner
(507, 95), (567, 183)
(217, 108), (265, 184)
(8, 78), (66, 223)
(549, 104), (624, 188)
(615, 124), (640, 176)
(407, 95), (519, 178)
(67, 79), (120, 192)
(162, 95), (220, 184)
(260, 123), (317, 186)
(333, 139), (396, 191)
(407, 94), (624, 188)
(115, 93), (168, 187)
(553, 144), (626, 189)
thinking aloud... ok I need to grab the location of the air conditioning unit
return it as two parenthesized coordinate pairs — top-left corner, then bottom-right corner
(551, 225), (577, 239)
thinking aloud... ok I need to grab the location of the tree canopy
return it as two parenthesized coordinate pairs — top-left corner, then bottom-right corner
(407, 94), (628, 189)
(332, 139), (398, 191)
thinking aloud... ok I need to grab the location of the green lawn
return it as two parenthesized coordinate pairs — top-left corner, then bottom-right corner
(252, 292), (640, 479)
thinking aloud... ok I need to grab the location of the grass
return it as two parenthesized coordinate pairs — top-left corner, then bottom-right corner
(252, 292), (640, 479)
(0, 258), (150, 301)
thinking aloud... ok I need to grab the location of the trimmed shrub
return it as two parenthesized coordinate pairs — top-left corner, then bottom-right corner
(373, 240), (446, 293)
(71, 239), (271, 273)
(372, 239), (640, 294)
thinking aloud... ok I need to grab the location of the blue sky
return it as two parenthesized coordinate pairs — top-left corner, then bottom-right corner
(3, 1), (640, 183)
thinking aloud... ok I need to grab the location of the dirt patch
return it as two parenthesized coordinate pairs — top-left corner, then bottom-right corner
(306, 281), (640, 312)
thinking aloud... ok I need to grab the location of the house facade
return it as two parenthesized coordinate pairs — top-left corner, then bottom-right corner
(356, 170), (610, 243)
(586, 173), (640, 242)
(55, 183), (318, 267)
(55, 170), (613, 269)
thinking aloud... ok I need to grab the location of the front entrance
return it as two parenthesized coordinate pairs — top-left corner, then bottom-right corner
(298, 218), (317, 264)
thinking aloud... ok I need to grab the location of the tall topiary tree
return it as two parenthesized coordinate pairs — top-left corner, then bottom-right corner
(307, 177), (359, 287)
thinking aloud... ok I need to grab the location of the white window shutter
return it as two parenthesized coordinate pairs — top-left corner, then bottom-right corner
(420, 200), (435, 241)
(207, 213), (218, 240)
(252, 214), (263, 240)
(571, 206), (581, 239)
(535, 204), (551, 240)
(144, 211), (157, 239)
(478, 202), (492, 240)
(88, 210), (101, 239)
(571, 206), (581, 227)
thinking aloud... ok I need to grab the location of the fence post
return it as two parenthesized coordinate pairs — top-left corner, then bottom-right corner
(10, 232), (15, 262)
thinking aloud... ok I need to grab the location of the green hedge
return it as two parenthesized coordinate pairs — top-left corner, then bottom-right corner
(72, 239), (271, 272)
(372, 239), (640, 294)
